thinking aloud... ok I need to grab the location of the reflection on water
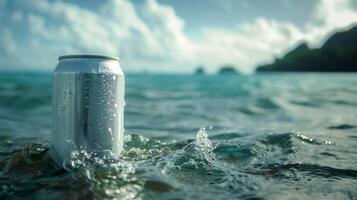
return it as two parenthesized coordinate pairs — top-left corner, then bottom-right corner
(0, 73), (357, 199)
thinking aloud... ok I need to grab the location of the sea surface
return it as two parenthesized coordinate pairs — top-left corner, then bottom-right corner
(0, 72), (357, 200)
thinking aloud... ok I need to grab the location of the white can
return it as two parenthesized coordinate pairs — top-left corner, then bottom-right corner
(50, 55), (125, 167)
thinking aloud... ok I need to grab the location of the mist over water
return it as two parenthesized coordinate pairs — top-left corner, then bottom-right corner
(1, 73), (357, 199)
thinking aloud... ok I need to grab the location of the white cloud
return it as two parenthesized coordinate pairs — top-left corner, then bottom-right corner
(0, 29), (16, 55)
(316, 0), (357, 29)
(141, 0), (195, 61)
(10, 11), (23, 23)
(0, 0), (356, 73)
(194, 18), (305, 73)
(195, 0), (357, 73)
(306, 0), (357, 46)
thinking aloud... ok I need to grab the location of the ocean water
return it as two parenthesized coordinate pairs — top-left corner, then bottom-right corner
(0, 72), (357, 200)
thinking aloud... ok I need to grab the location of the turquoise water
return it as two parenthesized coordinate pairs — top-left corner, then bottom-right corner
(1, 73), (357, 199)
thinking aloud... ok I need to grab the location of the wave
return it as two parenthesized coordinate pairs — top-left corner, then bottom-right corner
(1, 128), (355, 199)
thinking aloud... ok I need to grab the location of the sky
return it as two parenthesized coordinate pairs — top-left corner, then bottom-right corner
(1, 0), (357, 74)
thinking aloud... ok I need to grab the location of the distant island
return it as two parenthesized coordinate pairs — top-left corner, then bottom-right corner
(256, 25), (357, 72)
(218, 65), (239, 74)
(194, 65), (205, 74)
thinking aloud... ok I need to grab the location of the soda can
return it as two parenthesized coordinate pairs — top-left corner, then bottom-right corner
(50, 55), (125, 168)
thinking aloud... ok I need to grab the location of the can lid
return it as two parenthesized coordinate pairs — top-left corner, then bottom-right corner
(59, 54), (120, 61)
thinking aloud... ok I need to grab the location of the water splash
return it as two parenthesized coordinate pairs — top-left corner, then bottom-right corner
(61, 147), (119, 172)
(295, 132), (334, 145)
(195, 127), (213, 152)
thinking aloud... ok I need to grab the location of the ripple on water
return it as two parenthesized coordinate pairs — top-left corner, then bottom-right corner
(0, 128), (356, 200)
(328, 124), (356, 130)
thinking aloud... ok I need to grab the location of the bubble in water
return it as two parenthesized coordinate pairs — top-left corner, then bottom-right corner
(66, 139), (75, 145)
(63, 160), (72, 171)
(68, 89), (73, 98)
(108, 128), (113, 141)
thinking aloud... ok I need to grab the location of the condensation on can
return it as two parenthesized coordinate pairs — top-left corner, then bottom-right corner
(50, 55), (125, 168)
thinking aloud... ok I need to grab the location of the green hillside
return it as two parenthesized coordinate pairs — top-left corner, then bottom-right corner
(256, 26), (357, 72)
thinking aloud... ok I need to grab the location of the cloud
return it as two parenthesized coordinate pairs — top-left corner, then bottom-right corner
(0, 0), (356, 73)
(196, 0), (357, 72)
(0, 29), (16, 56)
(0, 0), (194, 72)
(10, 11), (24, 24)
(306, 0), (357, 45)
(141, 0), (195, 61)
(194, 18), (305, 73)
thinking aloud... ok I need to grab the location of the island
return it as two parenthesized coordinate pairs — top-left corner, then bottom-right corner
(194, 65), (206, 75)
(218, 65), (239, 74)
(256, 25), (357, 72)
